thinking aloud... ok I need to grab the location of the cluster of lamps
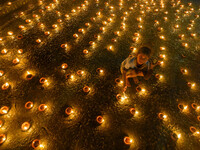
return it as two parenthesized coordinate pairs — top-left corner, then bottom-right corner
(0, 0), (199, 149)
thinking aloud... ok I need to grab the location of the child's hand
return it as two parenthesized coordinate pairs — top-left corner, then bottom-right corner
(150, 62), (158, 69)
(137, 71), (144, 76)
(123, 86), (127, 92)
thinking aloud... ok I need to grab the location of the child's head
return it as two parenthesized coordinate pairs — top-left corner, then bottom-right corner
(136, 47), (152, 65)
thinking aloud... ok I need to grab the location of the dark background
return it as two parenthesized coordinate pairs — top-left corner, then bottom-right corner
(0, 0), (200, 150)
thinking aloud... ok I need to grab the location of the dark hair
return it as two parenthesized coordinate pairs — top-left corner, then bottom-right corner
(137, 46), (152, 57)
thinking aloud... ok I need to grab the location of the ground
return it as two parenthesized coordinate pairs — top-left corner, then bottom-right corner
(0, 0), (200, 150)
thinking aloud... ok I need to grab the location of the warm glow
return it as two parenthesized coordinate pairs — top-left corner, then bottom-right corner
(160, 47), (166, 50)
(1, 49), (8, 54)
(0, 70), (4, 76)
(159, 35), (165, 40)
(36, 39), (41, 43)
(178, 134), (181, 139)
(182, 43), (188, 47)
(96, 12), (101, 16)
(174, 24), (179, 29)
(0, 134), (6, 144)
(7, 31), (13, 35)
(160, 54), (166, 59)
(13, 58), (20, 64)
(138, 25), (143, 29)
(65, 107), (74, 115)
(19, 25), (25, 29)
(21, 122), (31, 131)
(107, 45), (113, 51)
(62, 63), (68, 69)
(38, 104), (47, 111)
(52, 24), (58, 28)
(18, 49), (23, 54)
(96, 116), (104, 124)
(0, 106), (9, 114)
(137, 17), (142, 22)
(124, 137), (133, 145)
(191, 33), (196, 37)
(0, 0), (199, 149)
(192, 83), (195, 87)
(25, 101), (33, 109)
(2, 82), (10, 90)
(184, 106), (188, 110)
(141, 88), (145, 92)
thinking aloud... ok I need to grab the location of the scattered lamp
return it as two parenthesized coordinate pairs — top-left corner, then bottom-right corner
(124, 137), (133, 145)
(38, 104), (47, 111)
(96, 116), (104, 124)
(25, 101), (33, 109)
(21, 122), (31, 131)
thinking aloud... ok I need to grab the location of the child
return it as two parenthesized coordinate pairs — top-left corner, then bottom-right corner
(120, 46), (157, 91)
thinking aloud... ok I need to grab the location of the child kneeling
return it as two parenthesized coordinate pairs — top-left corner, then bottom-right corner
(120, 46), (157, 91)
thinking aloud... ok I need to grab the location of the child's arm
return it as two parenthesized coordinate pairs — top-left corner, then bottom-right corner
(127, 69), (146, 80)
(122, 70), (127, 87)
(142, 69), (153, 80)
(122, 70), (128, 92)
(142, 62), (158, 80)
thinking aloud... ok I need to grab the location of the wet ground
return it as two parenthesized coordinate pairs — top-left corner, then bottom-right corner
(0, 0), (200, 150)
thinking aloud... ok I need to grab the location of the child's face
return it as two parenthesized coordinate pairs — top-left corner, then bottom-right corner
(137, 53), (149, 65)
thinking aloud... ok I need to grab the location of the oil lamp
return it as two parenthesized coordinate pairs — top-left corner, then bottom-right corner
(65, 107), (74, 115)
(2, 83), (10, 90)
(124, 137), (133, 145)
(83, 49), (88, 54)
(32, 139), (43, 149)
(0, 70), (4, 76)
(38, 104), (47, 111)
(7, 31), (13, 36)
(77, 70), (84, 76)
(158, 113), (167, 120)
(61, 63), (68, 69)
(26, 71), (34, 80)
(25, 101), (33, 109)
(0, 134), (6, 144)
(83, 86), (90, 93)
(21, 122), (31, 131)
(0, 106), (9, 114)
(96, 116), (104, 124)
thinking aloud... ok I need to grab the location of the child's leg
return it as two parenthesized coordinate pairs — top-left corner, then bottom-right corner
(126, 69), (137, 78)
(126, 77), (131, 87)
(133, 77), (139, 84)
(125, 69), (137, 87)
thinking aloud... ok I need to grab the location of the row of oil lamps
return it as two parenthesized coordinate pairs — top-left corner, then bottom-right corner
(1, 100), (200, 146)
(1, 22), (197, 89)
(0, 134), (134, 148)
(0, 0), (199, 148)
(1, 0), (198, 45)
(0, 2), (198, 89)
(0, 66), (104, 90)
(0, 101), (138, 147)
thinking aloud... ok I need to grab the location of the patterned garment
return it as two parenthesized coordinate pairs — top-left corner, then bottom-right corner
(120, 55), (151, 74)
